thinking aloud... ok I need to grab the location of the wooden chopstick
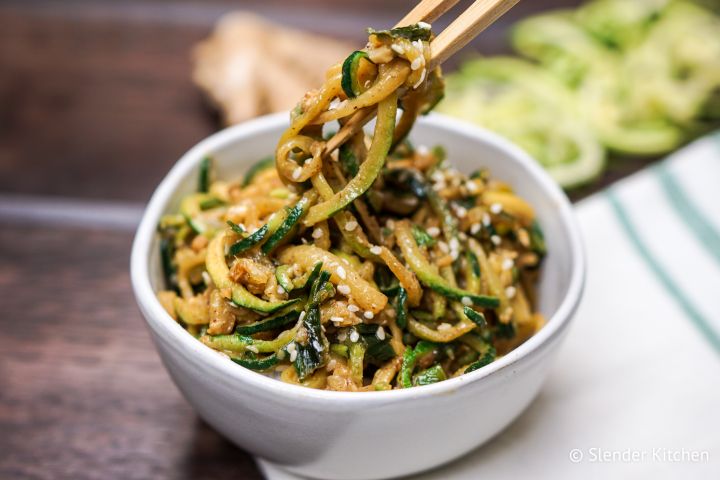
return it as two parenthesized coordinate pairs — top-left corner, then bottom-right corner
(325, 0), (518, 155)
(429, 0), (520, 69)
(396, 0), (461, 27)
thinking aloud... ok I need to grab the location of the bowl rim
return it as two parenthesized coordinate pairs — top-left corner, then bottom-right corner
(130, 112), (585, 406)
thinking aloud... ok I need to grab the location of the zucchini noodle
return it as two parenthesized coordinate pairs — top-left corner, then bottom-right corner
(157, 24), (547, 390)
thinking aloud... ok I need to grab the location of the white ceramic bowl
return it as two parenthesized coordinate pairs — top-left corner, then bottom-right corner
(131, 112), (585, 480)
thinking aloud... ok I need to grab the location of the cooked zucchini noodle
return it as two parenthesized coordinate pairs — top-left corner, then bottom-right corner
(157, 25), (547, 390)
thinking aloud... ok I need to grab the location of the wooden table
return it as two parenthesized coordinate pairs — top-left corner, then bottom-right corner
(0, 1), (659, 478)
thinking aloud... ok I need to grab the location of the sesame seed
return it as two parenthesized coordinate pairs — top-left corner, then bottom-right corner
(449, 238), (460, 251)
(202, 271), (212, 286)
(330, 316), (344, 323)
(370, 245), (382, 255)
(466, 181), (479, 193)
(286, 342), (297, 362)
(427, 226), (440, 237)
(337, 330), (348, 342)
(502, 258), (514, 271)
(491, 235), (501, 246)
(277, 285), (285, 294)
(482, 213), (492, 226)
(437, 323), (452, 332)
(455, 205), (467, 218)
(312, 227), (324, 239)
(228, 205), (248, 216)
(364, 310), (374, 319)
(299, 311), (306, 322)
(349, 330), (360, 343)
(344, 221), (358, 231)
(376, 326), (386, 340)
(347, 304), (360, 313)
(505, 286), (517, 299)
(490, 203), (502, 214)
(292, 167), (302, 180)
(416, 144), (430, 156)
(338, 284), (351, 296)
(246, 345), (259, 354)
(418, 21), (431, 30)
(336, 266), (347, 280)
(438, 241), (449, 253)
(461, 296), (473, 306)
(431, 171), (444, 183)
(312, 340), (323, 351)
(470, 223), (481, 234)
(391, 43), (405, 55)
(411, 56), (424, 71)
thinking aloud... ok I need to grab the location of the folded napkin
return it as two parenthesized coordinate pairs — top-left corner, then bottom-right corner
(260, 133), (720, 479)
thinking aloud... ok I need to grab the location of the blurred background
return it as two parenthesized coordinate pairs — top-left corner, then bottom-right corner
(1, 1), (719, 479)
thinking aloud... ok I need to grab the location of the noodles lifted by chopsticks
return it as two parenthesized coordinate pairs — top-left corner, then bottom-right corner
(157, 25), (547, 391)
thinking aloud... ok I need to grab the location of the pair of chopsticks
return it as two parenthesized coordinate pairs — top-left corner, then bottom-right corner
(326, 0), (520, 154)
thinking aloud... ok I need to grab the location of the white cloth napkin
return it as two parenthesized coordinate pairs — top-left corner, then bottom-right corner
(259, 133), (720, 479)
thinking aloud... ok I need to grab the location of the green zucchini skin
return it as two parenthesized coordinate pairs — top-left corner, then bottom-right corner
(413, 364), (447, 386)
(235, 307), (301, 335)
(159, 236), (177, 291)
(180, 193), (216, 234)
(228, 224), (269, 256)
(463, 306), (488, 327)
(396, 222), (500, 309)
(262, 194), (313, 254)
(304, 91), (398, 225)
(229, 280), (298, 315)
(395, 287), (409, 329)
(400, 341), (436, 388)
(342, 50), (372, 98)
(465, 345), (496, 373)
(242, 157), (274, 186)
(198, 156), (212, 193)
(274, 265), (295, 292)
(231, 353), (279, 371)
(430, 283), (500, 308)
(226, 220), (245, 235)
(206, 231), (298, 314)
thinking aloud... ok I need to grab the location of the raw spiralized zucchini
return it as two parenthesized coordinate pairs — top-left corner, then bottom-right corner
(440, 0), (720, 186)
(438, 57), (606, 188)
(156, 24), (547, 391)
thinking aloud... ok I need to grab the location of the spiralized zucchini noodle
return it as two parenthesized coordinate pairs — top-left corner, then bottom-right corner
(157, 25), (547, 391)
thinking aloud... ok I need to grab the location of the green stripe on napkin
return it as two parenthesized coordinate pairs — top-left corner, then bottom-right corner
(657, 165), (720, 267)
(608, 190), (720, 353)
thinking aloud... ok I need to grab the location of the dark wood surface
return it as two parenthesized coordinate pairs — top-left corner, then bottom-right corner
(0, 1), (658, 479)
